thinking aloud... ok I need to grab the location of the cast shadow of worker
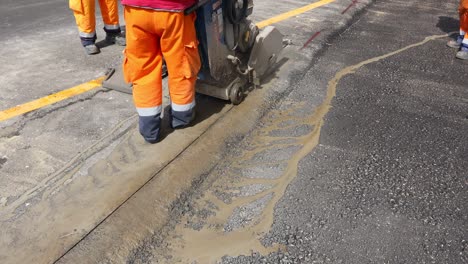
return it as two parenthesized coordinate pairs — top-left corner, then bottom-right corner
(96, 25), (127, 49)
(158, 56), (289, 141)
(158, 93), (228, 141)
(437, 16), (460, 38)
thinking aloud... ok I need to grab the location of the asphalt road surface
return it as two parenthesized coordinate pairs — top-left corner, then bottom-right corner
(1, 0), (467, 263)
(125, 0), (468, 263)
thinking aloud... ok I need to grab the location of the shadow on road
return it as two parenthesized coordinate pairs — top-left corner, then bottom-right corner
(436, 16), (459, 37)
(158, 94), (228, 141)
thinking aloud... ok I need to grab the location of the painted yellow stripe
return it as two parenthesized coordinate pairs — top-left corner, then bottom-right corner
(256, 0), (337, 28)
(0, 77), (104, 122)
(0, 0), (337, 122)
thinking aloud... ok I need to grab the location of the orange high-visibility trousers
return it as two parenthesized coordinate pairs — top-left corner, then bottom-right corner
(123, 6), (201, 119)
(69, 0), (120, 38)
(460, 0), (468, 35)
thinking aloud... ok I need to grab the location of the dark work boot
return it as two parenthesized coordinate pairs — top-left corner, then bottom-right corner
(456, 44), (468, 60)
(139, 114), (162, 143)
(170, 108), (196, 129)
(105, 32), (126, 46)
(84, 44), (100, 55)
(80, 35), (99, 55)
(447, 35), (464, 49)
(104, 27), (126, 46)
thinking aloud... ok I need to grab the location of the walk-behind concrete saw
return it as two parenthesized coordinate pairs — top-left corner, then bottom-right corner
(103, 0), (285, 104)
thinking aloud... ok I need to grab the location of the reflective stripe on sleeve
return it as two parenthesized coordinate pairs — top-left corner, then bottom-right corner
(136, 106), (162, 117)
(79, 31), (96, 38)
(171, 101), (195, 112)
(104, 24), (120, 30)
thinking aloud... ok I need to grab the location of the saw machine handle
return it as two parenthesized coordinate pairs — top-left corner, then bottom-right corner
(224, 0), (249, 24)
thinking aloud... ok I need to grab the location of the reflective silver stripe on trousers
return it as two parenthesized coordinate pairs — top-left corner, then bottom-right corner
(136, 106), (162, 117)
(79, 31), (96, 38)
(461, 29), (466, 36)
(171, 101), (195, 112)
(104, 24), (120, 30)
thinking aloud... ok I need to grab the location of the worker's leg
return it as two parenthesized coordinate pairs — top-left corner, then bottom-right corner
(161, 12), (201, 129)
(457, 2), (468, 59)
(461, 1), (468, 45)
(123, 6), (164, 143)
(70, 0), (98, 49)
(98, 0), (125, 45)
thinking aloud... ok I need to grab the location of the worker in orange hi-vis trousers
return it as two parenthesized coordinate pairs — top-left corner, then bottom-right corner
(69, 0), (126, 55)
(447, 0), (468, 59)
(121, 0), (201, 144)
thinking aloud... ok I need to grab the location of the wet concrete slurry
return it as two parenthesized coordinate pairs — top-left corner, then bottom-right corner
(2, 0), (467, 263)
(124, 0), (468, 263)
(2, 0), (378, 263)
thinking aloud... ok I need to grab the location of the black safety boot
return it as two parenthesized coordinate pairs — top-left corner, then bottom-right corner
(105, 32), (126, 46)
(170, 109), (196, 129)
(456, 44), (468, 60)
(139, 114), (162, 144)
(84, 44), (100, 55)
(81, 35), (99, 55)
(447, 35), (464, 49)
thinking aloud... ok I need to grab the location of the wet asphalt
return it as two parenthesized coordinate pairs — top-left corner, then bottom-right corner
(1, 0), (467, 263)
(220, 0), (468, 263)
(135, 0), (468, 263)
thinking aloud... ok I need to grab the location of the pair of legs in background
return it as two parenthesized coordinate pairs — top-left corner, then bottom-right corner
(447, 0), (468, 59)
(70, 0), (126, 54)
(123, 6), (201, 143)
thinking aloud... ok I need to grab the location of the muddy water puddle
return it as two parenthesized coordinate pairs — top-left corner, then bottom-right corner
(154, 101), (318, 263)
(152, 34), (448, 263)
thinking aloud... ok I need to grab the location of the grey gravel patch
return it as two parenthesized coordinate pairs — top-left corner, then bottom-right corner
(264, 138), (300, 146)
(213, 184), (274, 205)
(238, 184), (274, 197)
(269, 124), (313, 138)
(237, 163), (288, 179)
(277, 120), (298, 127)
(184, 207), (216, 231)
(224, 193), (273, 232)
(239, 145), (302, 165)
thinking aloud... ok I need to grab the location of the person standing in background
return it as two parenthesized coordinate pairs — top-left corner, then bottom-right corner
(121, 0), (201, 144)
(447, 0), (468, 59)
(69, 0), (126, 55)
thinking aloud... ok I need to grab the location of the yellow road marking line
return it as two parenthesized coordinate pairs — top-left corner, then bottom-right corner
(0, 0), (337, 122)
(256, 0), (337, 28)
(0, 77), (105, 122)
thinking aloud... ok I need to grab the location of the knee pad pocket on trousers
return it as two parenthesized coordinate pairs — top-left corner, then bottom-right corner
(122, 49), (133, 83)
(69, 0), (84, 13)
(182, 42), (202, 79)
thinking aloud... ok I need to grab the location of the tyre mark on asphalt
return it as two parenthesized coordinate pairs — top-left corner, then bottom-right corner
(158, 34), (450, 263)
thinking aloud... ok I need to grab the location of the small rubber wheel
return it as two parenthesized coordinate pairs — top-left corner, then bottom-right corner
(229, 83), (244, 105)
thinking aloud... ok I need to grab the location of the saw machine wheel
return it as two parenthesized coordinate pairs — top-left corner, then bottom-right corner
(229, 80), (245, 105)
